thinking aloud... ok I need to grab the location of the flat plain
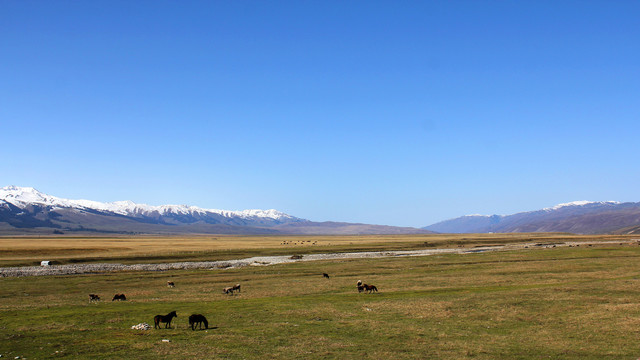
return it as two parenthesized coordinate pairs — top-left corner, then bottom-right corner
(2, 234), (640, 359)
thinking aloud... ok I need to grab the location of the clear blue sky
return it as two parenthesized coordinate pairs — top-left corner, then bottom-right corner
(1, 1), (639, 227)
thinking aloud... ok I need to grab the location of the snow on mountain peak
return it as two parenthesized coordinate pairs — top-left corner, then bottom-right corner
(0, 185), (297, 221)
(0, 185), (57, 205)
(544, 200), (621, 211)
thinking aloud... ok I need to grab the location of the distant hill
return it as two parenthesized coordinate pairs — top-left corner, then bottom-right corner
(0, 186), (432, 235)
(423, 201), (640, 234)
(611, 224), (640, 235)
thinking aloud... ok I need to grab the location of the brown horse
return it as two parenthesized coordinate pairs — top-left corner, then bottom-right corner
(188, 314), (208, 330)
(154, 311), (177, 329)
(362, 284), (378, 293)
(167, 281), (175, 288)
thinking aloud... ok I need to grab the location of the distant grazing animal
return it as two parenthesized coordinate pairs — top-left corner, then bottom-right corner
(188, 314), (209, 330)
(112, 293), (127, 301)
(89, 294), (100, 302)
(154, 311), (177, 329)
(323, 273), (330, 279)
(224, 284), (241, 295)
(357, 280), (364, 293)
(362, 284), (378, 293)
(167, 281), (175, 288)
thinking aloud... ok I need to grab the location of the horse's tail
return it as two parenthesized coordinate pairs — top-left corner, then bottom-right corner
(202, 316), (208, 329)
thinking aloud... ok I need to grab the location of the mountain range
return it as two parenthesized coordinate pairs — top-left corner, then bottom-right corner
(423, 201), (640, 234)
(3, 186), (640, 235)
(0, 186), (431, 235)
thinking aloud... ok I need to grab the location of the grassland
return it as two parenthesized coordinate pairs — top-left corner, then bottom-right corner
(2, 235), (640, 359)
(1, 233), (636, 267)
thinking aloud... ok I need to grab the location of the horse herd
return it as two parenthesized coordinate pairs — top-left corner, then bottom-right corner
(88, 273), (379, 331)
(153, 311), (209, 330)
(88, 293), (126, 302)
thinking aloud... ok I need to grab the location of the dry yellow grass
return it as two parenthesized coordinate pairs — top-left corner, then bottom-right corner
(0, 233), (637, 267)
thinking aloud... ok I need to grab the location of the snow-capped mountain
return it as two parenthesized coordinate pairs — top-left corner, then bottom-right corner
(0, 186), (432, 235)
(423, 200), (640, 234)
(0, 185), (295, 222)
(0, 185), (304, 234)
(543, 200), (621, 211)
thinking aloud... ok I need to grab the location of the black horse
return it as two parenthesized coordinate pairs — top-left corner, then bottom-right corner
(112, 294), (127, 301)
(188, 314), (209, 330)
(154, 311), (178, 329)
(323, 273), (330, 279)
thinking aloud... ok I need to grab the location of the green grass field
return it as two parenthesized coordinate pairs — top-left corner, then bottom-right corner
(2, 237), (640, 359)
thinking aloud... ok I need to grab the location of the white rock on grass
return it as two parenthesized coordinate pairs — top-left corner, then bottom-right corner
(131, 323), (151, 330)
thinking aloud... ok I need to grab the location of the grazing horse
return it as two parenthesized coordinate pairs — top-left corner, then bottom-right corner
(154, 311), (177, 329)
(167, 281), (175, 288)
(188, 314), (208, 330)
(323, 273), (330, 279)
(223, 284), (241, 295)
(89, 294), (100, 302)
(357, 280), (364, 293)
(363, 284), (378, 293)
(112, 293), (127, 301)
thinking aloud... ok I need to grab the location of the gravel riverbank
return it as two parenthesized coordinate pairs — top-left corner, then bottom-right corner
(0, 240), (629, 278)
